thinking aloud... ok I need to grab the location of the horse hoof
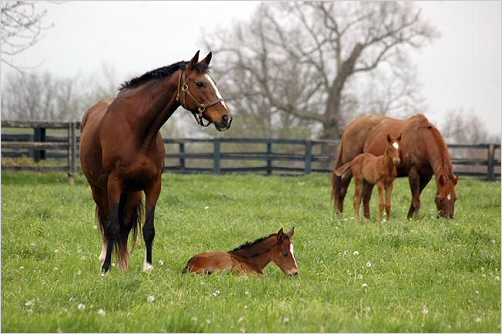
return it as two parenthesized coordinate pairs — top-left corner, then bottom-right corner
(143, 262), (154, 272)
(101, 263), (111, 273)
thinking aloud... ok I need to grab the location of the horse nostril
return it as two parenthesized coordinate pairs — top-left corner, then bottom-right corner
(222, 114), (228, 124)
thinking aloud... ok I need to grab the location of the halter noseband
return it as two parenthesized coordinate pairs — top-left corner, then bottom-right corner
(176, 69), (225, 128)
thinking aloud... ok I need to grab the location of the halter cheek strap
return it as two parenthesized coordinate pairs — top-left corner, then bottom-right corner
(176, 69), (225, 128)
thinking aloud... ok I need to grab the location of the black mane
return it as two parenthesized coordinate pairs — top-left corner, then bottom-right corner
(119, 61), (210, 91)
(229, 233), (278, 253)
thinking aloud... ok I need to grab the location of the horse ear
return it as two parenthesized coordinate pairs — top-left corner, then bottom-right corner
(187, 50), (200, 70)
(438, 174), (445, 186)
(200, 52), (212, 66)
(397, 133), (403, 141)
(277, 228), (284, 242)
(453, 175), (460, 185)
(287, 227), (295, 238)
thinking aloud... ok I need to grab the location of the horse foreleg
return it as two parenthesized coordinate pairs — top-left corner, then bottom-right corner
(101, 176), (123, 273)
(385, 182), (394, 221)
(362, 181), (375, 220)
(407, 170), (432, 219)
(117, 192), (143, 271)
(143, 179), (161, 271)
(334, 172), (352, 214)
(377, 182), (385, 223)
(353, 178), (363, 224)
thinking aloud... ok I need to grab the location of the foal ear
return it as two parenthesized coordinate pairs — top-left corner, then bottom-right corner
(200, 52), (212, 66)
(387, 134), (392, 143)
(187, 50), (200, 70)
(396, 133), (403, 141)
(287, 227), (295, 238)
(277, 228), (285, 242)
(453, 175), (459, 185)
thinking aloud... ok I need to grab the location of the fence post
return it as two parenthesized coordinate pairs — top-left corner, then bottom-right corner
(487, 144), (495, 181)
(67, 121), (77, 185)
(305, 140), (313, 174)
(179, 142), (185, 171)
(33, 126), (46, 162)
(266, 142), (273, 175)
(213, 138), (221, 174)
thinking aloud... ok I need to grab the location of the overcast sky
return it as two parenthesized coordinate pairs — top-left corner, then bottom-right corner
(2, 1), (501, 137)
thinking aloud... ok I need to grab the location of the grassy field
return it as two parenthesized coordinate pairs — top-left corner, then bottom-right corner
(1, 172), (500, 332)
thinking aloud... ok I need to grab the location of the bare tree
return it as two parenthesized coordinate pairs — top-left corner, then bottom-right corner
(204, 2), (438, 143)
(441, 109), (497, 144)
(1, 1), (53, 72)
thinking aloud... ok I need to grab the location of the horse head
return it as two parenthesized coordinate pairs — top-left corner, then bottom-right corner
(177, 50), (232, 131)
(271, 227), (299, 277)
(435, 174), (459, 218)
(386, 133), (402, 166)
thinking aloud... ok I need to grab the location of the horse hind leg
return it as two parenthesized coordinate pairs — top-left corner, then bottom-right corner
(117, 192), (143, 271)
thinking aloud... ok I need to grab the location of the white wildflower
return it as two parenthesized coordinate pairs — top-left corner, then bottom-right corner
(98, 309), (106, 316)
(77, 303), (86, 311)
(366, 261), (372, 268)
(25, 299), (35, 307)
(353, 251), (359, 256)
(147, 295), (155, 303)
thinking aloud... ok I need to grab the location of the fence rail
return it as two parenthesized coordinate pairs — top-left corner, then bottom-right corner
(2, 121), (500, 182)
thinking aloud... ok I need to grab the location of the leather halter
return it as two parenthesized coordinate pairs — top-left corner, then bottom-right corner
(176, 69), (225, 128)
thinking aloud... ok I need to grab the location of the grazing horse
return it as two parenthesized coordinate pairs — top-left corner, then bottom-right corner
(332, 114), (458, 220)
(335, 134), (402, 223)
(182, 227), (299, 277)
(80, 51), (232, 272)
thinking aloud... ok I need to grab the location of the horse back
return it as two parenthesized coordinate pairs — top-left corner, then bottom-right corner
(336, 114), (387, 167)
(363, 114), (434, 176)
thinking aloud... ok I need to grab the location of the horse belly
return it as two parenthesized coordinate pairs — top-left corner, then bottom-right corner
(185, 252), (232, 274)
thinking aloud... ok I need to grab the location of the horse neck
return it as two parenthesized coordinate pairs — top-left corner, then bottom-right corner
(229, 238), (274, 271)
(378, 149), (396, 175)
(119, 74), (180, 142)
(426, 130), (454, 180)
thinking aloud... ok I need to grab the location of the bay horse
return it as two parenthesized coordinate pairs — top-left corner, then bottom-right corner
(332, 114), (458, 220)
(335, 134), (402, 223)
(80, 51), (232, 272)
(182, 227), (299, 277)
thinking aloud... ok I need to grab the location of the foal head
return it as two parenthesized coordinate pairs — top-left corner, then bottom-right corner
(177, 51), (232, 131)
(270, 227), (299, 277)
(386, 133), (402, 166)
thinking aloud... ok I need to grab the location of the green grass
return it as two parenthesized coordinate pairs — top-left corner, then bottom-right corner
(1, 172), (500, 332)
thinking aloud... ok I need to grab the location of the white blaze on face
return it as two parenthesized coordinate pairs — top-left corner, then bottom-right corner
(204, 74), (229, 110)
(290, 243), (298, 268)
(447, 194), (452, 201)
(392, 142), (399, 150)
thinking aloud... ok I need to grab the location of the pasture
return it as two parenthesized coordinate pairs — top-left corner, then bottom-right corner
(1, 172), (500, 332)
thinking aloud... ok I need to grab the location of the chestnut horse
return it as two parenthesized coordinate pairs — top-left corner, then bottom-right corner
(182, 227), (299, 277)
(332, 114), (458, 220)
(80, 51), (232, 272)
(335, 134), (402, 223)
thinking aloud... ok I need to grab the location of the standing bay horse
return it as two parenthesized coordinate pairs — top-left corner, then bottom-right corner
(332, 114), (458, 220)
(182, 227), (299, 277)
(80, 51), (232, 272)
(335, 134), (402, 223)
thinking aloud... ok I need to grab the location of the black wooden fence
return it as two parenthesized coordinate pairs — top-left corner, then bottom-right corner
(2, 120), (500, 182)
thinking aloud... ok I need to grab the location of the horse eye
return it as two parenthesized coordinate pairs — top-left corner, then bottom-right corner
(283, 252), (289, 258)
(196, 82), (205, 88)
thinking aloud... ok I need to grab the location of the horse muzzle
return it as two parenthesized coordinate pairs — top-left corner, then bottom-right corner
(214, 113), (232, 132)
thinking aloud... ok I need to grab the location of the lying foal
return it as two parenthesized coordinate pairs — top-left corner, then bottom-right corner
(335, 134), (402, 223)
(182, 227), (299, 276)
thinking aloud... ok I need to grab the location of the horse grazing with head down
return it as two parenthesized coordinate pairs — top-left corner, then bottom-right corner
(332, 114), (458, 220)
(335, 134), (402, 224)
(182, 227), (299, 277)
(80, 51), (232, 272)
